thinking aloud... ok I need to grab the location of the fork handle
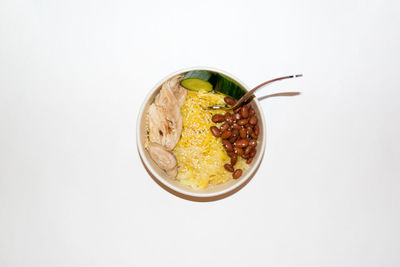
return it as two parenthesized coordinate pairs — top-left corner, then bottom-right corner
(233, 74), (303, 108)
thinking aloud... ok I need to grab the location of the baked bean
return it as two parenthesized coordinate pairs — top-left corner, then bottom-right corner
(212, 114), (225, 123)
(249, 139), (257, 147)
(233, 106), (241, 113)
(234, 147), (244, 156)
(245, 146), (252, 155)
(254, 125), (259, 136)
(230, 154), (237, 166)
(233, 169), (243, 179)
(235, 139), (249, 148)
(246, 157), (253, 164)
(224, 164), (234, 172)
(233, 113), (241, 121)
(239, 128), (247, 139)
(220, 123), (230, 132)
(229, 136), (238, 143)
(222, 140), (233, 152)
(210, 126), (221, 137)
(224, 96), (236, 106)
(221, 130), (232, 139)
(237, 119), (248, 126)
(249, 116), (258, 125)
(249, 108), (255, 116)
(240, 106), (249, 118)
(250, 149), (257, 158)
(251, 133), (258, 139)
(241, 153), (250, 159)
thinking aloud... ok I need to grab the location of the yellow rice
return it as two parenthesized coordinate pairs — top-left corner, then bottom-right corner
(173, 90), (248, 189)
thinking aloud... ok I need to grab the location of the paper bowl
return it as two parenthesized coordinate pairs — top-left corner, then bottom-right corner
(136, 67), (266, 199)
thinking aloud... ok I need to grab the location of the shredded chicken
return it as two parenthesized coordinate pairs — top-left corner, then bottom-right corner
(148, 104), (168, 146)
(148, 142), (178, 179)
(164, 75), (187, 108)
(146, 75), (187, 179)
(155, 84), (182, 150)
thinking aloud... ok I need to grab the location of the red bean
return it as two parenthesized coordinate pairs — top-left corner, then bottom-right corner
(233, 169), (243, 179)
(233, 106), (241, 113)
(249, 108), (255, 116)
(249, 116), (258, 125)
(224, 164), (234, 172)
(210, 126), (221, 137)
(212, 114), (225, 123)
(226, 117), (234, 126)
(229, 136), (238, 143)
(245, 146), (252, 155)
(241, 153), (250, 159)
(236, 139), (249, 148)
(239, 128), (247, 139)
(234, 147), (244, 156)
(220, 123), (230, 132)
(231, 129), (239, 137)
(222, 140), (233, 152)
(232, 123), (241, 130)
(240, 106), (249, 118)
(237, 119), (248, 126)
(246, 126), (253, 135)
(250, 149), (257, 158)
(246, 157), (253, 164)
(249, 139), (257, 147)
(230, 154), (237, 166)
(251, 133), (258, 139)
(224, 97), (236, 106)
(221, 130), (232, 139)
(254, 125), (259, 136)
(233, 113), (241, 121)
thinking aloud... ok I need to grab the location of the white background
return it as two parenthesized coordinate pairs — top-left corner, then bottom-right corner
(1, 0), (399, 266)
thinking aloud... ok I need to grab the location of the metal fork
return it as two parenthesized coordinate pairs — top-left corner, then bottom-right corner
(208, 74), (303, 110)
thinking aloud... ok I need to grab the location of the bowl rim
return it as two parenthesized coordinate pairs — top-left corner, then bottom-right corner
(136, 66), (267, 198)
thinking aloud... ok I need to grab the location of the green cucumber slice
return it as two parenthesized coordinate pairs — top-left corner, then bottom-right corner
(180, 70), (215, 92)
(214, 73), (247, 100)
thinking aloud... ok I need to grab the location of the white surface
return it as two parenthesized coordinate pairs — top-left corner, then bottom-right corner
(0, 0), (399, 266)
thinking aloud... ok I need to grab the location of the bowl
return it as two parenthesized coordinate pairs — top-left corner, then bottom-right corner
(136, 67), (266, 199)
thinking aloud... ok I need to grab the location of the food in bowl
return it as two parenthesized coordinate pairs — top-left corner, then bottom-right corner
(145, 70), (259, 189)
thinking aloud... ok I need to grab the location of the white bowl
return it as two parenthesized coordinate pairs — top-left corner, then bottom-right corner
(136, 67), (266, 199)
